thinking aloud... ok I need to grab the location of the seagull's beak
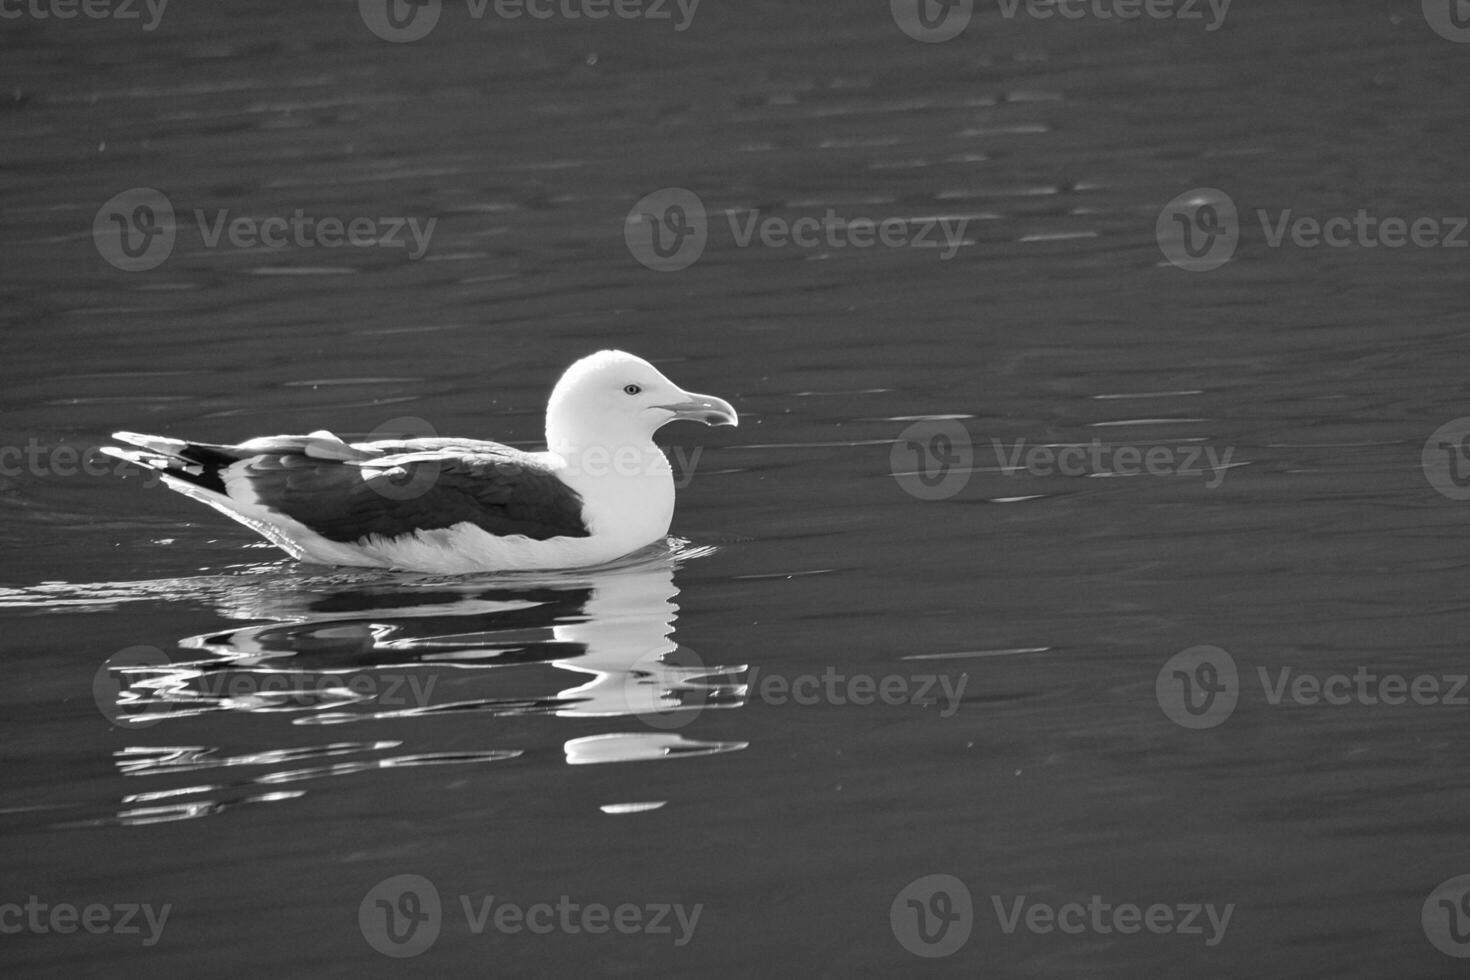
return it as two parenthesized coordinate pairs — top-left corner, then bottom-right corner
(659, 391), (739, 427)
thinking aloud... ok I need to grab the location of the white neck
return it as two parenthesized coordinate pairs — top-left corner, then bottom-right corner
(547, 422), (676, 555)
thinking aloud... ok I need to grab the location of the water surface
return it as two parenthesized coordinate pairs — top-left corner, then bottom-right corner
(3, 2), (1469, 977)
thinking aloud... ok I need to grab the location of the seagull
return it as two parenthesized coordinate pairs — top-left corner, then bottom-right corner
(101, 350), (738, 574)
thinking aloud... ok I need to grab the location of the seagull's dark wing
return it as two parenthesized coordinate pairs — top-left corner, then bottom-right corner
(108, 432), (590, 543)
(247, 439), (590, 543)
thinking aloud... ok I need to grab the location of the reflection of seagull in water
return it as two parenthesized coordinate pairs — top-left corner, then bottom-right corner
(549, 558), (744, 722)
(169, 548), (745, 724)
(101, 351), (737, 574)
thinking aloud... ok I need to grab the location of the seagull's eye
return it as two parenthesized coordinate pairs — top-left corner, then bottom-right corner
(623, 384), (642, 395)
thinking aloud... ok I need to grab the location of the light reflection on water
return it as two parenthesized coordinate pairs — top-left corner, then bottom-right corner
(14, 541), (748, 827)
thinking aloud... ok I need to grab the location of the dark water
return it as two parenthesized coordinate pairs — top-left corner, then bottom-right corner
(4, 1), (1470, 976)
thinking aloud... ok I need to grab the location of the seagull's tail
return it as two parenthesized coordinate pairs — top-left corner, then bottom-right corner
(101, 432), (247, 494)
(102, 431), (328, 563)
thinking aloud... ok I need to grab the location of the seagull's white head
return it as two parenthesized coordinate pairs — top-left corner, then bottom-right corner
(545, 350), (738, 457)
